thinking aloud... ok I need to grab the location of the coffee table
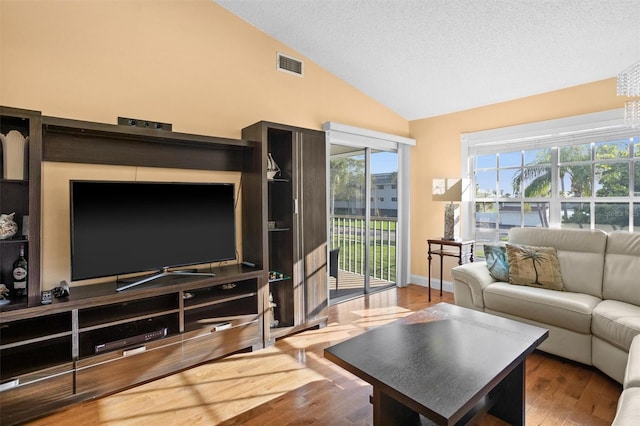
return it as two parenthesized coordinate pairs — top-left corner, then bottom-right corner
(324, 302), (548, 425)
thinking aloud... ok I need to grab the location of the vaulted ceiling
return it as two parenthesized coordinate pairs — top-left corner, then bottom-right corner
(215, 0), (640, 120)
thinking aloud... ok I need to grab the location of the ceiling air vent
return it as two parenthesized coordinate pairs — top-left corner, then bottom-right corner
(277, 52), (303, 76)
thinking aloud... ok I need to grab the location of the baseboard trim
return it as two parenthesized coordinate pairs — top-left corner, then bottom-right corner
(410, 274), (454, 294)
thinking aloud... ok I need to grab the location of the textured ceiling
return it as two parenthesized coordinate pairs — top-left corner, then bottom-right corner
(215, 0), (640, 121)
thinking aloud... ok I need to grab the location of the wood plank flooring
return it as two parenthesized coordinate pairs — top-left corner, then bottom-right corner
(28, 285), (621, 425)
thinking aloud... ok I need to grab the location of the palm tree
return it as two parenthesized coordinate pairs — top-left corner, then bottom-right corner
(519, 247), (546, 285)
(511, 146), (592, 226)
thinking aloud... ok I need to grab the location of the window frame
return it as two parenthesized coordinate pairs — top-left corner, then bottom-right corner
(461, 109), (639, 243)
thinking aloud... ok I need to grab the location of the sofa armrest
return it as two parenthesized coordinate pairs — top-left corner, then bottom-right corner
(624, 335), (640, 389)
(451, 261), (497, 311)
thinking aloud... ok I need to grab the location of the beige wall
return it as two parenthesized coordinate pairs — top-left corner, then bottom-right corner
(0, 0), (408, 138)
(408, 78), (631, 282)
(0, 0), (408, 288)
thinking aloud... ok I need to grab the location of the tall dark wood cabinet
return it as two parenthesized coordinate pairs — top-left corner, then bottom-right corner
(0, 106), (42, 308)
(242, 122), (328, 342)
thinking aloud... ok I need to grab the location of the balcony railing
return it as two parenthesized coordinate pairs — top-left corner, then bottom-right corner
(329, 215), (397, 284)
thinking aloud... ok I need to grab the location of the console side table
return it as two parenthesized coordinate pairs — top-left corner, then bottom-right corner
(427, 239), (474, 301)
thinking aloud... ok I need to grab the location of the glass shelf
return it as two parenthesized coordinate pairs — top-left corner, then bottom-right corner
(268, 275), (291, 284)
(0, 237), (28, 244)
(268, 227), (290, 232)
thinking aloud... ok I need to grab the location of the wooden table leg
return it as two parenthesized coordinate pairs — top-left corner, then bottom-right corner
(372, 387), (420, 426)
(427, 248), (432, 302)
(489, 360), (525, 425)
(439, 247), (444, 297)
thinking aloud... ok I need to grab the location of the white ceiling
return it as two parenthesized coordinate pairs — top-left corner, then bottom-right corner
(215, 0), (640, 121)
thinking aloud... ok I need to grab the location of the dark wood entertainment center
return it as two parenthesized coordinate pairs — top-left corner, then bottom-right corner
(0, 106), (328, 424)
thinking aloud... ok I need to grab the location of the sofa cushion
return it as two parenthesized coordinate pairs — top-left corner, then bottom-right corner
(508, 228), (607, 298)
(604, 231), (640, 306)
(483, 282), (599, 334)
(613, 388), (640, 426)
(506, 243), (564, 291)
(484, 244), (509, 282)
(592, 300), (640, 352)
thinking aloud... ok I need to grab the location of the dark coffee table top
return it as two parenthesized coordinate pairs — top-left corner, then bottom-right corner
(324, 302), (548, 424)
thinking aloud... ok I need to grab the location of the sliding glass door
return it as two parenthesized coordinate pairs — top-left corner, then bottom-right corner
(329, 146), (398, 303)
(369, 150), (398, 291)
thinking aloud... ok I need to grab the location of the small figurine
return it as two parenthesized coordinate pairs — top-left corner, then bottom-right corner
(267, 153), (281, 179)
(0, 213), (18, 240)
(0, 284), (10, 304)
(269, 291), (279, 328)
(52, 280), (70, 298)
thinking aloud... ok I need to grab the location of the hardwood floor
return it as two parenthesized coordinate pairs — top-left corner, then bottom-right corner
(28, 285), (621, 425)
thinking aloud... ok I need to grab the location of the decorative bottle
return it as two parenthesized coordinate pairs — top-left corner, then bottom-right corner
(12, 245), (27, 297)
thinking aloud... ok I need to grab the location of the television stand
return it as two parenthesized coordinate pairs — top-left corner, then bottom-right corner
(116, 267), (215, 292)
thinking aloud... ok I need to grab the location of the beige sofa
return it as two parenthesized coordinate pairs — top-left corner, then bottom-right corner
(451, 227), (640, 384)
(452, 227), (640, 424)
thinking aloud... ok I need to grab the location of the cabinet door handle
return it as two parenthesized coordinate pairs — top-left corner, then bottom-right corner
(123, 346), (147, 357)
(212, 322), (232, 332)
(0, 379), (19, 393)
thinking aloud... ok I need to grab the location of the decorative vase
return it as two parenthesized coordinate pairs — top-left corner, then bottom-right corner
(267, 152), (281, 179)
(0, 130), (27, 180)
(443, 203), (459, 240)
(0, 213), (18, 240)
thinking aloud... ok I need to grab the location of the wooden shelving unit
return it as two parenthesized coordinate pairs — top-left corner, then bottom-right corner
(0, 106), (42, 308)
(242, 121), (328, 343)
(0, 111), (330, 425)
(0, 110), (267, 425)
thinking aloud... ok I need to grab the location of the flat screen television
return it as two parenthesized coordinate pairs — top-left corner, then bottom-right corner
(70, 180), (236, 291)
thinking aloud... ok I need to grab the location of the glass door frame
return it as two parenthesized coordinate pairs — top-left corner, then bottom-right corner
(323, 122), (415, 299)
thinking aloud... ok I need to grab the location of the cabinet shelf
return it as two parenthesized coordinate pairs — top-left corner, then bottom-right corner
(78, 309), (181, 333)
(78, 313), (180, 358)
(183, 279), (257, 310)
(78, 293), (179, 329)
(0, 337), (73, 380)
(268, 178), (289, 183)
(268, 227), (290, 232)
(0, 312), (72, 346)
(0, 300), (27, 312)
(0, 237), (29, 245)
(185, 292), (257, 311)
(0, 179), (29, 184)
(0, 331), (73, 351)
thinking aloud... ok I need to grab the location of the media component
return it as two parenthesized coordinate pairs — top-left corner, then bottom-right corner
(70, 181), (237, 290)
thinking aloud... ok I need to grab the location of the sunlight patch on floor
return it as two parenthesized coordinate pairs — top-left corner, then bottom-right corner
(350, 306), (411, 318)
(91, 347), (328, 425)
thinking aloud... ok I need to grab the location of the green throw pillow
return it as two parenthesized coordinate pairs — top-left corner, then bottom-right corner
(506, 243), (565, 291)
(484, 244), (509, 282)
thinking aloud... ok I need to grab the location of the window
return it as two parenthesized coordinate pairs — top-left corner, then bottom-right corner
(462, 109), (640, 251)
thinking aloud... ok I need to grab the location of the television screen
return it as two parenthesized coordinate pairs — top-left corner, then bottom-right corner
(70, 181), (236, 282)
